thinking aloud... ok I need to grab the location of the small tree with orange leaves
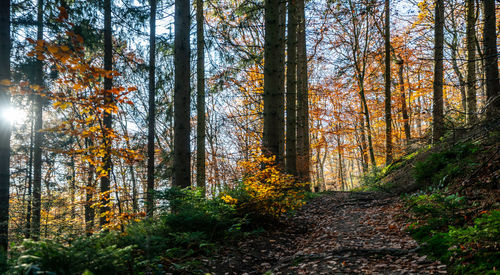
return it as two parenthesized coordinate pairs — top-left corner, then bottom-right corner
(26, 9), (143, 231)
(223, 149), (308, 220)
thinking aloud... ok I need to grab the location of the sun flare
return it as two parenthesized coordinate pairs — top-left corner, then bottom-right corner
(1, 106), (27, 124)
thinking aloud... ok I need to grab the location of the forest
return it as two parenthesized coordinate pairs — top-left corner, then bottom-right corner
(0, 0), (499, 274)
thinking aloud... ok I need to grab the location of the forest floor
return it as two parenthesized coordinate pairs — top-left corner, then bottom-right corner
(208, 191), (448, 274)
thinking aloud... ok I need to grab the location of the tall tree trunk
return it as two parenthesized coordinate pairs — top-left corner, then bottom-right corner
(384, 0), (392, 165)
(358, 115), (368, 173)
(25, 104), (34, 238)
(85, 139), (95, 236)
(0, 0), (11, 254)
(69, 154), (75, 219)
(277, 0), (286, 167)
(196, 0), (206, 195)
(129, 164), (138, 212)
(173, 0), (191, 188)
(286, 0), (297, 176)
(397, 59), (411, 141)
(146, 0), (156, 216)
(336, 132), (345, 191)
(100, 0), (112, 227)
(359, 85), (376, 167)
(466, 0), (477, 124)
(483, 0), (500, 119)
(296, 0), (310, 182)
(32, 0), (44, 239)
(433, 0), (445, 142)
(263, 0), (283, 162)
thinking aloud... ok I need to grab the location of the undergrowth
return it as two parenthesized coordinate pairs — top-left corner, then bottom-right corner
(5, 153), (308, 274)
(405, 192), (499, 274)
(403, 140), (499, 274)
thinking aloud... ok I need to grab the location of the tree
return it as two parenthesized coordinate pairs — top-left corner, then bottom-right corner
(101, 0), (113, 226)
(32, 0), (44, 239)
(296, 0), (310, 182)
(384, 0), (392, 165)
(0, 0), (11, 255)
(433, 0), (444, 143)
(466, 0), (476, 123)
(196, 0), (206, 195)
(173, 0), (191, 188)
(397, 58), (411, 142)
(263, 0), (283, 163)
(146, 0), (156, 216)
(286, 0), (297, 176)
(483, 0), (500, 119)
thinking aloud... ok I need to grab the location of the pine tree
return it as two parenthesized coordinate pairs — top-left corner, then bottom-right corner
(432, 0), (444, 142)
(173, 0), (191, 188)
(0, 0), (11, 254)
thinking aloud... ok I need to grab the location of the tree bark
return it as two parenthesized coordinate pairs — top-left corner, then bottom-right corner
(483, 0), (500, 119)
(286, 0), (297, 176)
(384, 0), (392, 165)
(0, 0), (11, 254)
(263, 0), (283, 163)
(32, 0), (44, 239)
(85, 138), (95, 236)
(196, 0), (206, 195)
(25, 104), (34, 238)
(278, 0), (286, 167)
(100, 0), (112, 227)
(173, 0), (191, 188)
(146, 0), (156, 216)
(296, 0), (310, 183)
(433, 0), (445, 143)
(397, 59), (411, 142)
(466, 0), (477, 123)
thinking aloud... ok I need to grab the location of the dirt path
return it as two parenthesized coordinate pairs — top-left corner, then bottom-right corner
(210, 192), (447, 274)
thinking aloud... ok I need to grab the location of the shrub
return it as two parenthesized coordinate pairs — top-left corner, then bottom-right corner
(405, 191), (499, 274)
(413, 142), (479, 186)
(448, 210), (500, 274)
(405, 192), (467, 239)
(223, 151), (307, 220)
(7, 234), (134, 275)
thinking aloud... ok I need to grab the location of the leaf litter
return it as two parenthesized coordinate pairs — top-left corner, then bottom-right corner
(208, 191), (447, 274)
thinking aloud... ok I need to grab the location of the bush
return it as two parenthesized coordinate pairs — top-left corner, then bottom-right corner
(223, 152), (307, 220)
(447, 210), (500, 274)
(413, 142), (479, 186)
(7, 234), (134, 275)
(405, 191), (499, 274)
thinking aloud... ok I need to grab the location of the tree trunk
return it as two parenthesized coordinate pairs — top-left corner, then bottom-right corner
(25, 104), (34, 238)
(397, 59), (411, 142)
(296, 0), (310, 183)
(85, 139), (95, 236)
(0, 0), (11, 254)
(173, 0), (191, 188)
(359, 85), (376, 167)
(384, 0), (392, 165)
(483, 0), (500, 119)
(146, 0), (156, 217)
(286, 0), (297, 176)
(466, 0), (477, 124)
(196, 0), (206, 195)
(358, 115), (368, 173)
(277, 0), (286, 168)
(432, 0), (444, 142)
(129, 164), (138, 212)
(100, 0), (112, 227)
(336, 131), (345, 191)
(32, 0), (44, 239)
(263, 0), (283, 163)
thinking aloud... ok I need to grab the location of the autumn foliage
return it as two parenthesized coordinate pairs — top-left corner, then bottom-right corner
(223, 151), (308, 219)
